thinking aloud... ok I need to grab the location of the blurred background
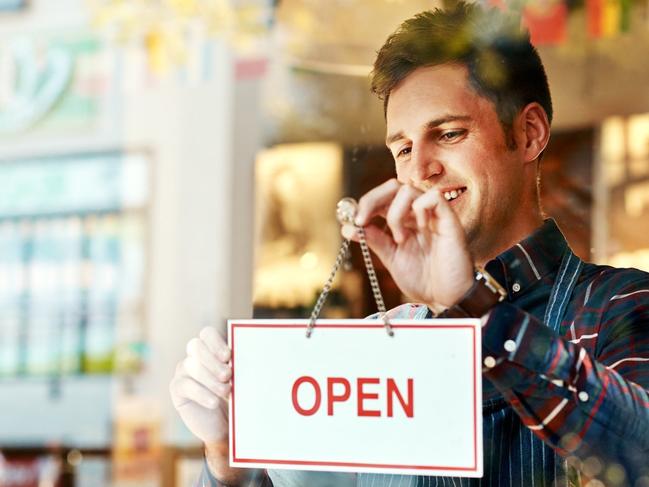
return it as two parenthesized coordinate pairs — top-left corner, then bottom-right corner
(0, 0), (648, 485)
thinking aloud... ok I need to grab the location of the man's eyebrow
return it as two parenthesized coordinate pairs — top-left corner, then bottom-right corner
(385, 115), (473, 146)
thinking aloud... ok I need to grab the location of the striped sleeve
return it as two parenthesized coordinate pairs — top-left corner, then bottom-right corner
(481, 289), (649, 481)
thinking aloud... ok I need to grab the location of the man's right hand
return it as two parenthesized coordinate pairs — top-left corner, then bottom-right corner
(342, 179), (474, 310)
(170, 326), (244, 483)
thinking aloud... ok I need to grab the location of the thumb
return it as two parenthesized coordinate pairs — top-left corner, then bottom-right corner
(358, 224), (398, 270)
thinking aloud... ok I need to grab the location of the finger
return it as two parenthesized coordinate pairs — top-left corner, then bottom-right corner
(412, 190), (465, 239)
(359, 224), (398, 269)
(171, 375), (224, 409)
(355, 178), (401, 226)
(182, 355), (231, 399)
(187, 338), (232, 381)
(199, 326), (231, 362)
(386, 185), (422, 243)
(343, 221), (398, 270)
(341, 224), (359, 242)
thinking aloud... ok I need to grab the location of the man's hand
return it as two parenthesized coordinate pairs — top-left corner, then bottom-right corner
(342, 179), (474, 309)
(169, 326), (244, 484)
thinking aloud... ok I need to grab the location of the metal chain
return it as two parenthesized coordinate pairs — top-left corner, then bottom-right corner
(306, 239), (350, 337)
(357, 227), (393, 336)
(306, 229), (393, 337)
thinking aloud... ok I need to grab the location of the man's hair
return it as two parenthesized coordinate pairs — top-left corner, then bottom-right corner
(371, 1), (552, 147)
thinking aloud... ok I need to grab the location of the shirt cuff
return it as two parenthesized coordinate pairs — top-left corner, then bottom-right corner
(481, 302), (571, 389)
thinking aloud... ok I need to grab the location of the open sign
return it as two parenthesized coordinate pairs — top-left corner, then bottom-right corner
(290, 376), (414, 418)
(228, 319), (483, 478)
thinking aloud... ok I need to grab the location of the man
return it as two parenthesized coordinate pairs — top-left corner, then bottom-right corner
(170, 2), (649, 485)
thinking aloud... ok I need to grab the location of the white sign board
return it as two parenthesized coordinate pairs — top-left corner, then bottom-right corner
(228, 319), (482, 478)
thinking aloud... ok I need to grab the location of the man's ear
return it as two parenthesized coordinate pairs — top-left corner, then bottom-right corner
(518, 102), (550, 163)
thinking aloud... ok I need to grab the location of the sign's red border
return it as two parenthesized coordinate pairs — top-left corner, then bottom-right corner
(230, 322), (479, 473)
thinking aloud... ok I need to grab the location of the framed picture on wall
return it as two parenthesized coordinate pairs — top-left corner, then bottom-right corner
(0, 0), (26, 11)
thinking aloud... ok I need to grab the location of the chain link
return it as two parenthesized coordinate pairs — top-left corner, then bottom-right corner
(306, 239), (350, 337)
(357, 227), (393, 336)
(306, 229), (393, 337)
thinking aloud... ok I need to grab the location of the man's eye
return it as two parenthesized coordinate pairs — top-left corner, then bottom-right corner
(440, 130), (465, 141)
(397, 147), (411, 158)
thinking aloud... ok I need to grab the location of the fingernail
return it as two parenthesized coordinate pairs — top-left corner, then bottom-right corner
(341, 225), (355, 240)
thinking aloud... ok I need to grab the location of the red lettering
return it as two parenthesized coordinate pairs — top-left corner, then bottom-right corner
(292, 376), (321, 416)
(292, 376), (415, 418)
(327, 377), (351, 415)
(387, 378), (414, 418)
(357, 378), (381, 417)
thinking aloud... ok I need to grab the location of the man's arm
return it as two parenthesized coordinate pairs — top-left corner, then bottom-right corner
(347, 179), (649, 483)
(481, 272), (649, 480)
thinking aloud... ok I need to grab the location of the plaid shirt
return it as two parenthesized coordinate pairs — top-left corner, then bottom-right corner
(198, 220), (649, 486)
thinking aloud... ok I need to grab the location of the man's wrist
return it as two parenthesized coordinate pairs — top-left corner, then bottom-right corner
(204, 441), (246, 486)
(443, 269), (507, 318)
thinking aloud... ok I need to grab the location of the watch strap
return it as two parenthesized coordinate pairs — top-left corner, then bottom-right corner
(443, 270), (506, 318)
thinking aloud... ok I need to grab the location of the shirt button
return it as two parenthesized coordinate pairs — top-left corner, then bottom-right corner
(578, 391), (589, 402)
(504, 339), (517, 352)
(484, 356), (496, 368)
(512, 282), (521, 293)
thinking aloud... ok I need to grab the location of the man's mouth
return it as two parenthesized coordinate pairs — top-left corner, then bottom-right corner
(443, 187), (467, 202)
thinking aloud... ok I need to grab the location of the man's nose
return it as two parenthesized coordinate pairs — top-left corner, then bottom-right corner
(410, 146), (443, 185)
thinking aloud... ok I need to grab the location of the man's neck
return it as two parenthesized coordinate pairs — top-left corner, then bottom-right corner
(473, 213), (545, 268)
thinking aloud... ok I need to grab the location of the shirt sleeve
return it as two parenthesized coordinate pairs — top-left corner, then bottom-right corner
(482, 278), (649, 481)
(196, 458), (274, 487)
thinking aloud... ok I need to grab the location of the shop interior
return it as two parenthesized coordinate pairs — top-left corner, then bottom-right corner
(0, 0), (649, 485)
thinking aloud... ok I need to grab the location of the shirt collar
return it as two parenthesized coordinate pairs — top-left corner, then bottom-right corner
(484, 219), (569, 299)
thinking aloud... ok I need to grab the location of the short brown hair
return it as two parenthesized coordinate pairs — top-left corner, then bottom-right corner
(371, 2), (553, 143)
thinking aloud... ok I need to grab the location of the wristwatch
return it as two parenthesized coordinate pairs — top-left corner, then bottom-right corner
(443, 269), (507, 318)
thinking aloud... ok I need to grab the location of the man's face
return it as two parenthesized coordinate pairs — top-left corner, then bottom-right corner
(385, 64), (526, 252)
